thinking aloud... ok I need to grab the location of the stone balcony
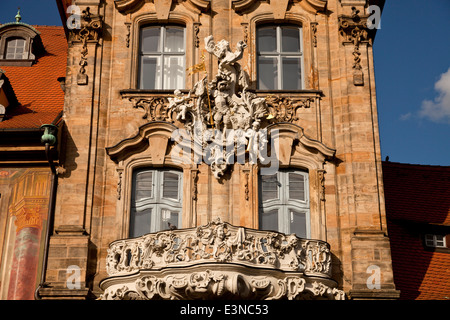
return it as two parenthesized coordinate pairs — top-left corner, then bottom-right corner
(100, 218), (344, 300)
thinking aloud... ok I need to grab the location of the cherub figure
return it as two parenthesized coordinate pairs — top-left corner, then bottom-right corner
(245, 121), (268, 164)
(168, 89), (193, 121)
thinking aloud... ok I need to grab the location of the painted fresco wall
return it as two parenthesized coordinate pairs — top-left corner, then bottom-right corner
(0, 168), (51, 300)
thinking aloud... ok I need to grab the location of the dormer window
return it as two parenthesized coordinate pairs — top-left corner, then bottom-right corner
(0, 12), (45, 67)
(5, 37), (26, 60)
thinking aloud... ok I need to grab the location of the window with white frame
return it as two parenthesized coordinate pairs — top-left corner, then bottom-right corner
(259, 170), (310, 238)
(5, 37), (26, 59)
(256, 25), (303, 90)
(138, 25), (185, 90)
(130, 168), (183, 237)
(424, 234), (446, 248)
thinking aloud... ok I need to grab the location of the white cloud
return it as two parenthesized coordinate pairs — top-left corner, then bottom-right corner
(399, 112), (412, 121)
(418, 67), (450, 123)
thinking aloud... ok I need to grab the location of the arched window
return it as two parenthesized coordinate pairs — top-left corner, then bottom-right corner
(138, 25), (185, 90)
(130, 168), (183, 237)
(259, 170), (310, 238)
(256, 25), (303, 90)
(5, 37), (26, 60)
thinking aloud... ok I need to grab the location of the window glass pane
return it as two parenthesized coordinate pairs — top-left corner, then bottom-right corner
(15, 39), (25, 48)
(290, 210), (306, 238)
(163, 56), (184, 90)
(425, 234), (434, 247)
(162, 172), (179, 200)
(130, 208), (152, 238)
(260, 209), (278, 232)
(289, 173), (305, 201)
(435, 235), (445, 247)
(281, 27), (300, 52)
(135, 171), (153, 201)
(258, 57), (278, 90)
(160, 209), (179, 230)
(261, 174), (279, 202)
(6, 38), (26, 59)
(257, 27), (277, 52)
(141, 27), (161, 53)
(282, 57), (302, 90)
(164, 27), (184, 53)
(140, 56), (161, 89)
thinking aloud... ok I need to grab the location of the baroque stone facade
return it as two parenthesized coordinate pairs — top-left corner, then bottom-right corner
(35, 0), (399, 300)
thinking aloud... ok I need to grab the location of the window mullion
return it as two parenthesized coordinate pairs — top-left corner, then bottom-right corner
(277, 26), (282, 90)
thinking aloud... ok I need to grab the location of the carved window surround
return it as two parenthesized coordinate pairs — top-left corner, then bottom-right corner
(106, 121), (199, 237)
(127, 11), (200, 91)
(246, 10), (317, 91)
(264, 122), (335, 240)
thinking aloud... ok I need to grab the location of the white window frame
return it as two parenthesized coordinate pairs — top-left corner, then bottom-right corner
(138, 25), (186, 90)
(424, 234), (446, 248)
(5, 37), (26, 60)
(256, 25), (304, 90)
(259, 170), (310, 238)
(130, 168), (183, 237)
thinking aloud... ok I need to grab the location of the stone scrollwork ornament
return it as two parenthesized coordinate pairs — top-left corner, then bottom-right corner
(338, 7), (372, 86)
(69, 7), (103, 85)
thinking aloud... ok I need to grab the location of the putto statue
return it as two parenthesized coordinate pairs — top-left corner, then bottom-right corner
(170, 36), (273, 179)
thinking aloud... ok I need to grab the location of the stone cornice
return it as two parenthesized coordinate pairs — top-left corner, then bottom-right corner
(106, 121), (177, 163)
(232, 0), (328, 14)
(114, 0), (210, 14)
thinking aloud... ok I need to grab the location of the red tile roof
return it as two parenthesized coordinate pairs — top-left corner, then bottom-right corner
(0, 26), (67, 129)
(383, 161), (450, 300)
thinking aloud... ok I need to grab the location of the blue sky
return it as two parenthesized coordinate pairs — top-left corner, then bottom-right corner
(1, 0), (449, 166)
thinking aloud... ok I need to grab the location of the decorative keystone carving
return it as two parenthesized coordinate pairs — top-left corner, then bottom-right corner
(338, 7), (372, 86)
(69, 7), (103, 85)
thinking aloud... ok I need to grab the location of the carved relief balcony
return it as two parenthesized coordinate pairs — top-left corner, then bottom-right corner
(100, 218), (344, 300)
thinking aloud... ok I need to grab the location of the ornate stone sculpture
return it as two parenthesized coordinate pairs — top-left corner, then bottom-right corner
(105, 218), (332, 277)
(161, 36), (274, 179)
(101, 218), (344, 300)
